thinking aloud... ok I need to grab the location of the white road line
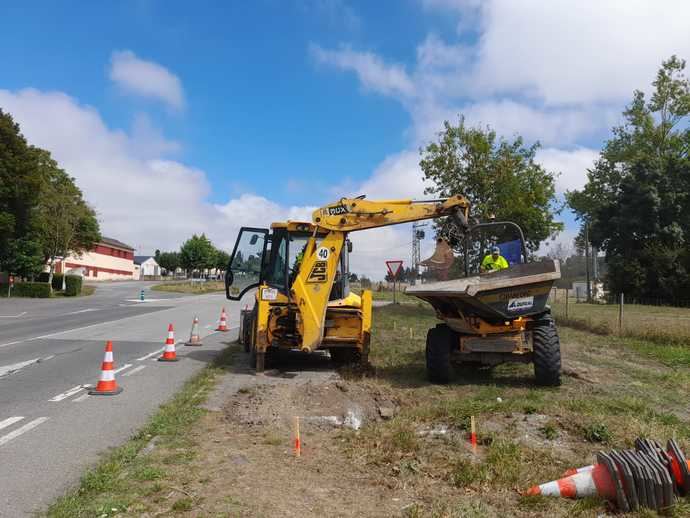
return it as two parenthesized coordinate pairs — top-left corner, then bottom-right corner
(72, 393), (90, 402)
(136, 348), (164, 361)
(113, 363), (133, 375)
(49, 385), (85, 402)
(0, 358), (40, 378)
(41, 354), (56, 361)
(65, 308), (98, 315)
(0, 311), (27, 318)
(0, 417), (49, 447)
(0, 417), (24, 431)
(122, 365), (146, 377)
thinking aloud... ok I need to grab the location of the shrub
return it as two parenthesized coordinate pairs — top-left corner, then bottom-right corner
(37, 272), (65, 291)
(35, 272), (82, 295)
(3, 282), (52, 298)
(64, 275), (82, 296)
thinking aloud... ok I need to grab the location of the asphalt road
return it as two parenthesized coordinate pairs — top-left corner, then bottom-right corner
(0, 281), (249, 516)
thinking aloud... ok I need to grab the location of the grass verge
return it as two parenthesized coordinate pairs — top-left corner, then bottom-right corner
(46, 347), (235, 517)
(151, 281), (225, 295)
(550, 298), (690, 346)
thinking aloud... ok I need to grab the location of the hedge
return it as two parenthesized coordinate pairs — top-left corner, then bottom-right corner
(0, 282), (52, 298)
(64, 275), (82, 296)
(36, 272), (83, 295)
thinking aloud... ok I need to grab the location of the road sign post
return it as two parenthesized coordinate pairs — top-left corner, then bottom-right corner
(7, 275), (14, 298)
(385, 260), (403, 305)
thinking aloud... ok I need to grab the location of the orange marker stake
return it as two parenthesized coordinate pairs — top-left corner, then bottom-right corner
(470, 415), (477, 451)
(293, 416), (301, 458)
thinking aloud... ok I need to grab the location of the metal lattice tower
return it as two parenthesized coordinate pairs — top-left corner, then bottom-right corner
(411, 222), (427, 283)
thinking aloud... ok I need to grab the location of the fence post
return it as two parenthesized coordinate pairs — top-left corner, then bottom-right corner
(618, 293), (624, 335)
(565, 288), (569, 319)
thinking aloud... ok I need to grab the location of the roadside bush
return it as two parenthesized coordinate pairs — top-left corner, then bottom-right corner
(37, 272), (64, 291)
(2, 282), (52, 298)
(64, 275), (82, 296)
(35, 272), (82, 295)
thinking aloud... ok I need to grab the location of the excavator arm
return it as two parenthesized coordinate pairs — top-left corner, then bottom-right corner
(312, 195), (470, 232)
(292, 195), (471, 352)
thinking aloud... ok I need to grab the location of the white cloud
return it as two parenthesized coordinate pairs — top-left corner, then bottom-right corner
(0, 88), (312, 257)
(109, 50), (185, 110)
(310, 44), (416, 98)
(467, 0), (690, 105)
(535, 147), (599, 193)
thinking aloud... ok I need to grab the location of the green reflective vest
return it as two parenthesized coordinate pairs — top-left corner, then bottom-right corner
(481, 254), (509, 271)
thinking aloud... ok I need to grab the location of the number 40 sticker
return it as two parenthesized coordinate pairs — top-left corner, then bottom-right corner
(317, 247), (330, 260)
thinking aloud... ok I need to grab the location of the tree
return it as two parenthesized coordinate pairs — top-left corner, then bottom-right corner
(0, 109), (44, 275)
(567, 56), (690, 299)
(35, 154), (100, 289)
(420, 118), (563, 253)
(179, 234), (216, 276)
(214, 248), (230, 272)
(157, 251), (180, 275)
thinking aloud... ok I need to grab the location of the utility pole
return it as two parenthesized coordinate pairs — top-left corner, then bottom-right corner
(585, 222), (592, 303)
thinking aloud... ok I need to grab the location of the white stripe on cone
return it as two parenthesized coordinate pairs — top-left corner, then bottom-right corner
(104, 351), (113, 362)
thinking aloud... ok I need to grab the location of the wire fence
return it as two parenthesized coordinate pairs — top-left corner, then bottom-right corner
(548, 288), (690, 346)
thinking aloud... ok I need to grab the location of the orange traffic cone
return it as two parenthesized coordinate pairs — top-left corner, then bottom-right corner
(158, 324), (179, 362)
(526, 463), (617, 500)
(89, 341), (123, 395)
(216, 307), (229, 332)
(184, 316), (203, 346)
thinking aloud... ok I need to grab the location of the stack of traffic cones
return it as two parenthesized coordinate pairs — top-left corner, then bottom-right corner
(184, 316), (203, 347)
(89, 341), (123, 395)
(216, 307), (229, 332)
(158, 324), (179, 362)
(525, 438), (690, 512)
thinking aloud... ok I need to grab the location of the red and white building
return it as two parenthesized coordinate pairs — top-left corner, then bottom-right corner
(56, 237), (136, 281)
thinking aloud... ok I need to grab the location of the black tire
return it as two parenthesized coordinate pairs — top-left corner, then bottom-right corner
(426, 324), (454, 384)
(532, 316), (562, 386)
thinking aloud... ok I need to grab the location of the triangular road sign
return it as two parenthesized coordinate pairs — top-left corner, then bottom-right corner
(385, 260), (403, 278)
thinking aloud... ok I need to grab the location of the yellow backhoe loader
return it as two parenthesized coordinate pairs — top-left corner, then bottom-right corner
(225, 195), (562, 385)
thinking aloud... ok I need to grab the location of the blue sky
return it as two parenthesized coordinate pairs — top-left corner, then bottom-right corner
(2, 1), (689, 278)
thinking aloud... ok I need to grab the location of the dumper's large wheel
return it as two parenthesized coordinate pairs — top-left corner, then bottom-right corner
(532, 316), (561, 386)
(426, 324), (454, 384)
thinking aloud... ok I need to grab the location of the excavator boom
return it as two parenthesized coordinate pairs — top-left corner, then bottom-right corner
(312, 195), (470, 232)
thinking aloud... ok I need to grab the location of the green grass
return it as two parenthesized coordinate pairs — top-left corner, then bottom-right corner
(150, 280), (224, 294)
(549, 295), (690, 345)
(46, 346), (236, 517)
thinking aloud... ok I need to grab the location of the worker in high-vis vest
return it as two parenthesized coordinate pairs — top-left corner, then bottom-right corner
(480, 246), (509, 273)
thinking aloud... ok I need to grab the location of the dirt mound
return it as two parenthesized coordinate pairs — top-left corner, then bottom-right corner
(224, 378), (398, 432)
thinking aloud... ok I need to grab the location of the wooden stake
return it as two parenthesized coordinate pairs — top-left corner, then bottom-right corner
(565, 288), (569, 319)
(409, 327), (413, 339)
(293, 416), (301, 458)
(470, 415), (477, 452)
(618, 293), (624, 335)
